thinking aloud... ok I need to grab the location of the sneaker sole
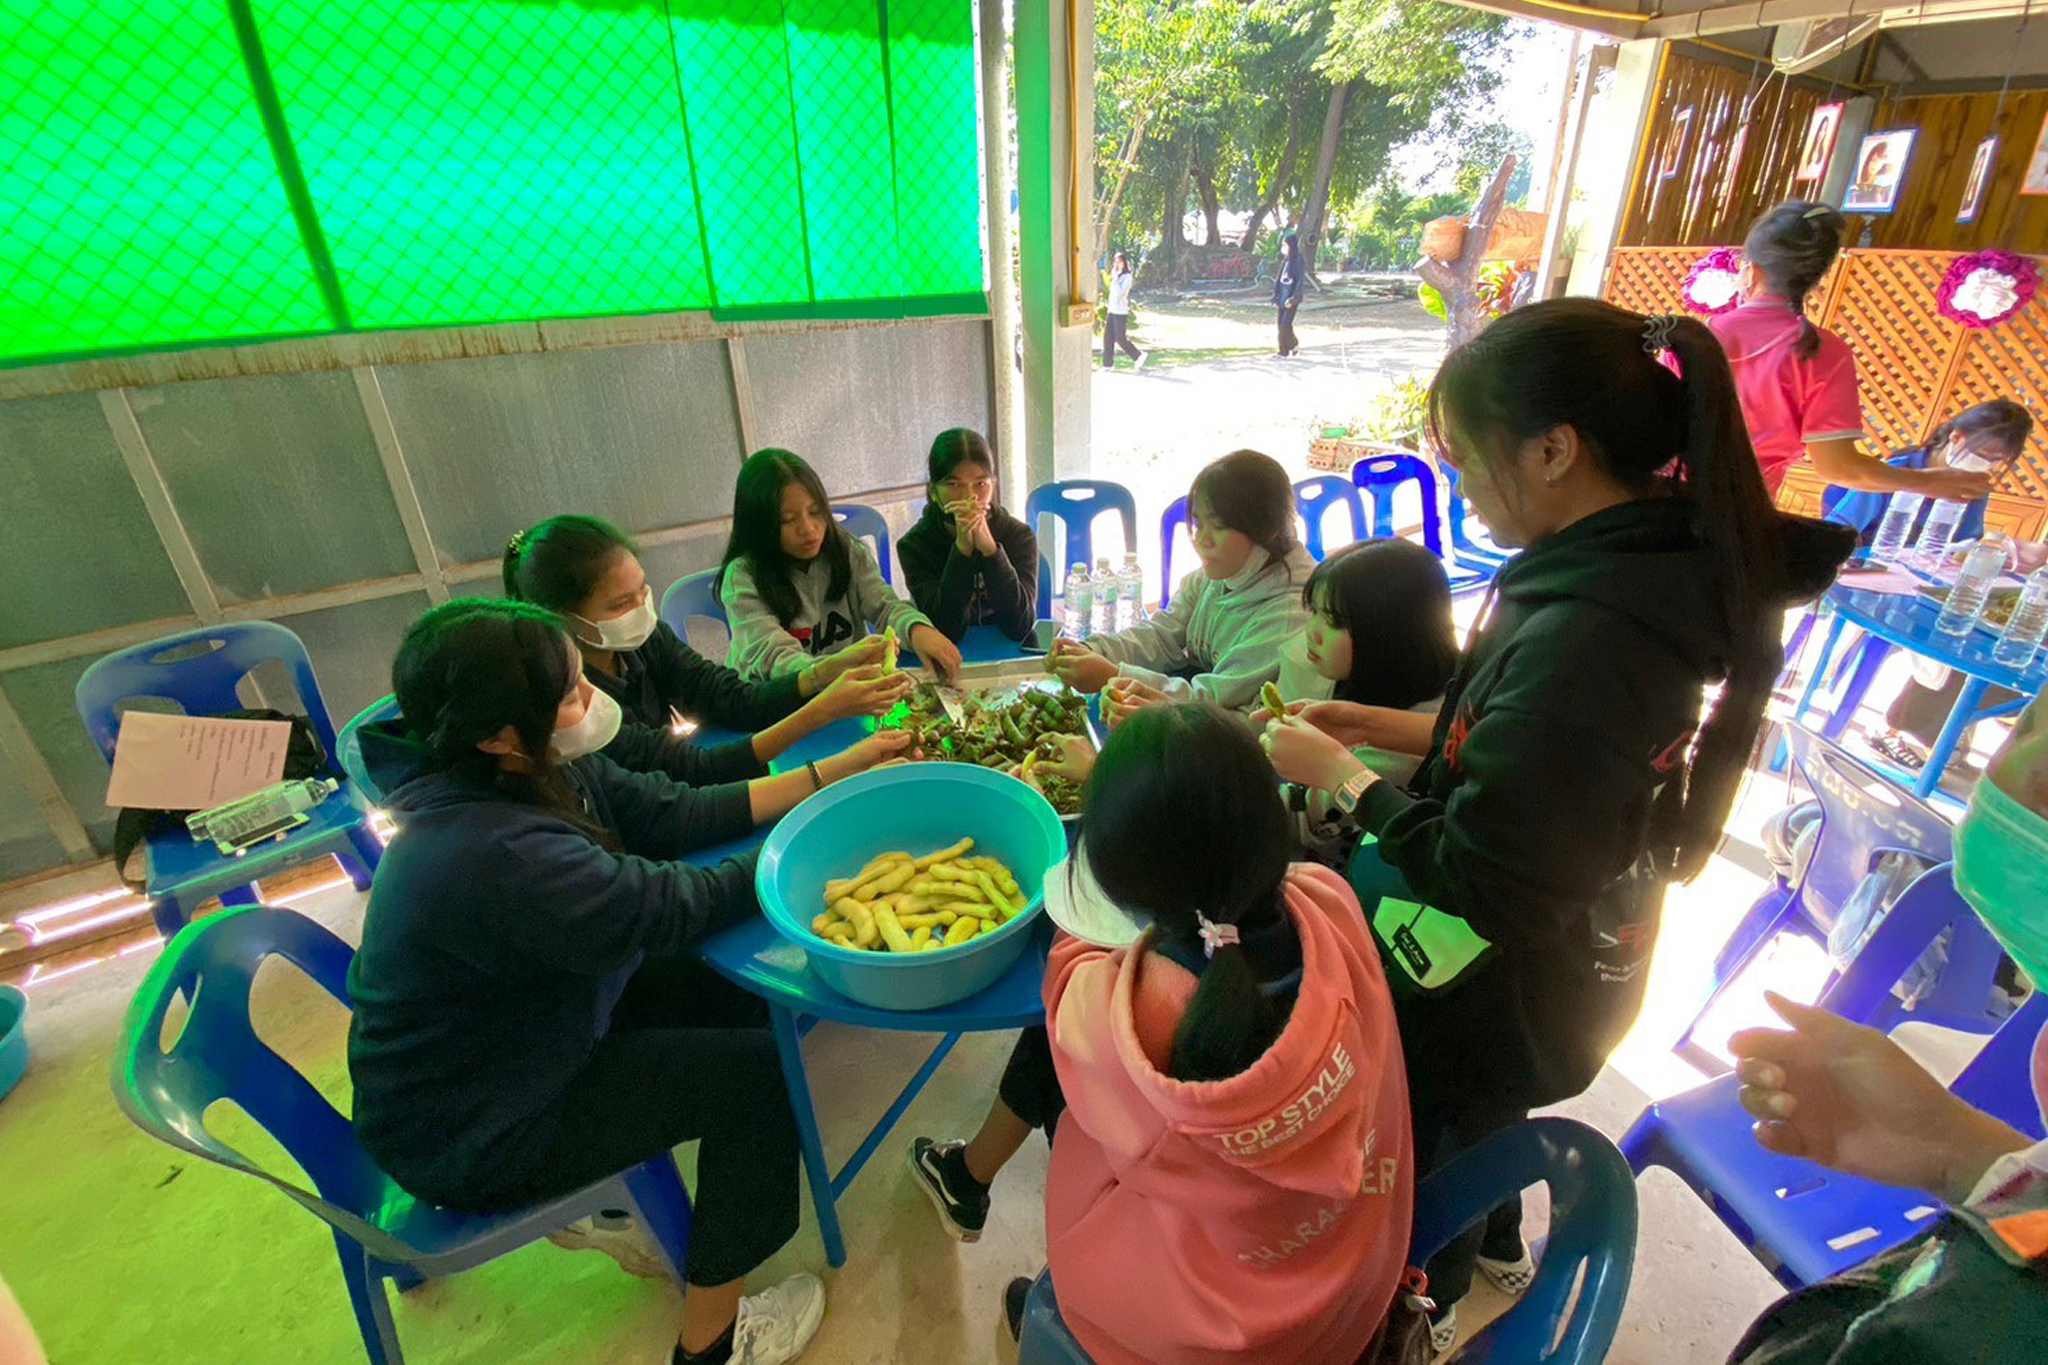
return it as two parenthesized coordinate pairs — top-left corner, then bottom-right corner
(545, 1227), (669, 1279)
(906, 1144), (984, 1244)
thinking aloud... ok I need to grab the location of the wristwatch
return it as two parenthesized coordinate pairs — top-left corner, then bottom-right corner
(1331, 767), (1380, 817)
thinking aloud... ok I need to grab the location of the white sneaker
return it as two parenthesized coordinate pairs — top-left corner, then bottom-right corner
(730, 1273), (827, 1365)
(1135, 350), (1150, 371)
(1477, 1240), (1537, 1294)
(547, 1210), (669, 1279)
(1430, 1304), (1459, 1357)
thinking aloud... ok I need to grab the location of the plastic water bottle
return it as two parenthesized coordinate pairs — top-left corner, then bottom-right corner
(1935, 537), (2007, 636)
(1911, 499), (1968, 571)
(1062, 563), (1092, 639)
(1868, 492), (1924, 563)
(1116, 553), (1143, 631)
(1991, 567), (2048, 668)
(1091, 557), (1116, 635)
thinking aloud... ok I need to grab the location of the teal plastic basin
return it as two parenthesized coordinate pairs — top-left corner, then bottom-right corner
(756, 764), (1065, 1011)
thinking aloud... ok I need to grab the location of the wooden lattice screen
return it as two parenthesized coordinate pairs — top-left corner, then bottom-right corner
(1603, 246), (2048, 539)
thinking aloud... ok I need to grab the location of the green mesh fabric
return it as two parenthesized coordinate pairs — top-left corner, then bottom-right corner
(2, 0), (986, 365)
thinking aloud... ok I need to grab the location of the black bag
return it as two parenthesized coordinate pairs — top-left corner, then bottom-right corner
(111, 709), (330, 891)
(1357, 1268), (1436, 1365)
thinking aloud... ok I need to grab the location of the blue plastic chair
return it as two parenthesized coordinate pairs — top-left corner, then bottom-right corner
(1352, 453), (1445, 555)
(73, 623), (381, 940)
(112, 905), (694, 1365)
(1294, 475), (1367, 561)
(1678, 726), (1958, 1068)
(1625, 885), (2046, 1291)
(1024, 481), (1139, 615)
(337, 694), (402, 806)
(832, 503), (894, 584)
(659, 567), (729, 637)
(1020, 1117), (1637, 1365)
(1158, 495), (1191, 609)
(1442, 465), (1508, 586)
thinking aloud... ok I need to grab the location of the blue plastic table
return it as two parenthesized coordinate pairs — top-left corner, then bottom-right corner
(693, 624), (1058, 1266)
(1788, 579), (2046, 798)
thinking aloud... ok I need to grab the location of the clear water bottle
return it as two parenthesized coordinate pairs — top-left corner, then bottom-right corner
(1935, 537), (2008, 636)
(1091, 557), (1116, 635)
(1991, 566), (2048, 668)
(1911, 499), (1968, 570)
(1116, 553), (1143, 631)
(1061, 562), (1092, 639)
(1868, 492), (1924, 563)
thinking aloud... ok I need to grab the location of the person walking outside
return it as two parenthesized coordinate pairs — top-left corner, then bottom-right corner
(1274, 233), (1306, 357)
(1103, 251), (1146, 370)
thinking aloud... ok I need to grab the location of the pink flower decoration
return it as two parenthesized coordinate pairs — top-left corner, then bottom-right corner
(1682, 248), (1744, 315)
(1936, 250), (2038, 329)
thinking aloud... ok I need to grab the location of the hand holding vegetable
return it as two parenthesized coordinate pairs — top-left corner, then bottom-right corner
(815, 634), (887, 686)
(815, 665), (913, 721)
(1102, 676), (1168, 730)
(1048, 640), (1117, 694)
(842, 728), (918, 773)
(1261, 714), (1366, 791)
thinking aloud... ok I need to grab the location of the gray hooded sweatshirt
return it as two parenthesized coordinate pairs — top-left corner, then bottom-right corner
(721, 538), (932, 680)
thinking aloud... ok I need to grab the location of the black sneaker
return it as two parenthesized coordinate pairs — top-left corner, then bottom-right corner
(1004, 1276), (1034, 1342)
(907, 1137), (990, 1242)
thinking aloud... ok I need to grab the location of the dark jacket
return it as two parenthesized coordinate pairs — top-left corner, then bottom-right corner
(1350, 497), (1853, 1110)
(1729, 1208), (2048, 1365)
(591, 619), (800, 783)
(1273, 246), (1306, 307)
(345, 720), (759, 1207)
(898, 502), (1039, 642)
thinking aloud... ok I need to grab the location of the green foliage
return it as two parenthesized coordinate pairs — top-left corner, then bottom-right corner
(1359, 375), (1431, 448)
(1454, 122), (1535, 205)
(1417, 283), (1448, 320)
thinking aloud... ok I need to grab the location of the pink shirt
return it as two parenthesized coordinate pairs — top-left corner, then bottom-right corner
(1710, 297), (1864, 493)
(1041, 865), (1412, 1365)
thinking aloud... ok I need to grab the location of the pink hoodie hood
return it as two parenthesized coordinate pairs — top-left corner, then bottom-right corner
(1042, 863), (1413, 1365)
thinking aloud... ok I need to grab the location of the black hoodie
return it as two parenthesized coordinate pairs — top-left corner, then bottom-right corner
(590, 619), (804, 780)
(1349, 497), (1853, 1111)
(344, 720), (759, 1207)
(897, 502), (1038, 642)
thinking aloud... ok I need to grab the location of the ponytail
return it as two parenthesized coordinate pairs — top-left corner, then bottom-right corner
(1660, 316), (1787, 878)
(1078, 704), (1297, 1081)
(502, 515), (636, 610)
(1169, 936), (1289, 1083)
(1741, 201), (1845, 360)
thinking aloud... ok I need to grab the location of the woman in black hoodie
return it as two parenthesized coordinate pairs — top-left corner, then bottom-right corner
(896, 428), (1039, 642)
(349, 599), (909, 1365)
(1265, 299), (1854, 1344)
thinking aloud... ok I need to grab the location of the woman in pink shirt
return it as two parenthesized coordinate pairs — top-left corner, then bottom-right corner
(1711, 202), (1990, 503)
(1019, 703), (1413, 1365)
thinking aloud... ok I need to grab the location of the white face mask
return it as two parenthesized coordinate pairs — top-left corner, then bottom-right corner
(576, 591), (658, 653)
(551, 687), (622, 762)
(1948, 449), (2000, 474)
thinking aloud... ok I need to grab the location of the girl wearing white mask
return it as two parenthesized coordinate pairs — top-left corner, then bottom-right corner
(506, 516), (909, 785)
(350, 600), (910, 1365)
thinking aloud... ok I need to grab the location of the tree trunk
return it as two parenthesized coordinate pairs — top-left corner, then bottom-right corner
(1192, 157), (1222, 246)
(1418, 154), (1518, 351)
(1095, 108), (1153, 262)
(1297, 78), (1357, 281)
(1240, 91), (1302, 255)
(1155, 142), (1193, 278)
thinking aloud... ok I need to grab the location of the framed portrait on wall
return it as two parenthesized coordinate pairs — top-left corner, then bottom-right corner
(1842, 129), (1916, 214)
(2025, 112), (2048, 196)
(1660, 107), (1694, 180)
(1959, 137), (1998, 221)
(1796, 102), (1844, 182)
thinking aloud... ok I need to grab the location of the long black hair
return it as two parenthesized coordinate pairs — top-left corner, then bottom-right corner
(1921, 399), (2033, 469)
(1190, 449), (1300, 569)
(391, 599), (616, 846)
(1742, 201), (1846, 359)
(925, 428), (1000, 520)
(1080, 704), (1295, 1083)
(718, 448), (851, 628)
(1427, 296), (1788, 881)
(503, 515), (635, 610)
(1303, 539), (1458, 707)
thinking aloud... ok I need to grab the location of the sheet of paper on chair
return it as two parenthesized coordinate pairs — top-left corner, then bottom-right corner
(105, 712), (292, 811)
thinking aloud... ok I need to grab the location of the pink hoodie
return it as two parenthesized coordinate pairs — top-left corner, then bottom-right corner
(1042, 863), (1413, 1365)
